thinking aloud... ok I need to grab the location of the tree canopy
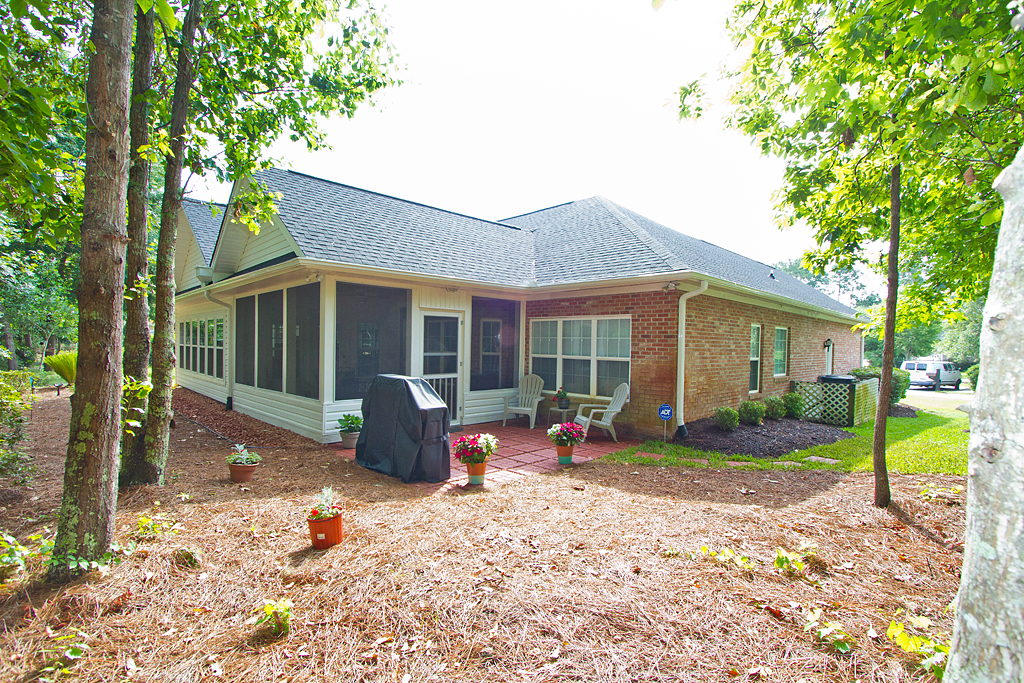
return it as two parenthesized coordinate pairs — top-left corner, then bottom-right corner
(682, 0), (1024, 322)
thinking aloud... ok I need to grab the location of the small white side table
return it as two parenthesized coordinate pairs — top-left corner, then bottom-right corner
(548, 406), (577, 425)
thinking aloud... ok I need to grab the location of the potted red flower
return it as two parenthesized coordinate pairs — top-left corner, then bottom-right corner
(554, 386), (570, 409)
(452, 433), (499, 485)
(548, 422), (586, 464)
(307, 487), (344, 549)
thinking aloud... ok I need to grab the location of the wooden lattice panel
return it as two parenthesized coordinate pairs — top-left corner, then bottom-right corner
(853, 378), (879, 426)
(793, 380), (871, 427)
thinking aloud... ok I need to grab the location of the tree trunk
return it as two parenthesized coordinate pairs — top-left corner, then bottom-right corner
(47, 0), (133, 584)
(1, 303), (16, 370)
(945, 146), (1024, 681)
(871, 163), (900, 508)
(143, 0), (203, 485)
(120, 5), (155, 487)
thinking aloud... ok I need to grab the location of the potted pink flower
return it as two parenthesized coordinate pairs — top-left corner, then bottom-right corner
(547, 422), (586, 464)
(452, 433), (499, 485)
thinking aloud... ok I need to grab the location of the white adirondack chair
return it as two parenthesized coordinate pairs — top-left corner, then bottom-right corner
(573, 383), (629, 442)
(502, 374), (545, 429)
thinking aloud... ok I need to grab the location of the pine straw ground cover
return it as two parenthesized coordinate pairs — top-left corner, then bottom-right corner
(0, 391), (965, 682)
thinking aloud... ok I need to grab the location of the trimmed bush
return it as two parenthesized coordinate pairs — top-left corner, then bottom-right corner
(782, 392), (803, 418)
(849, 365), (909, 405)
(763, 395), (786, 419)
(964, 364), (980, 390)
(738, 400), (766, 426)
(713, 406), (739, 432)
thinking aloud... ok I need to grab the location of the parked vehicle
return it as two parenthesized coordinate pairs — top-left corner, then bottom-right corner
(901, 360), (962, 390)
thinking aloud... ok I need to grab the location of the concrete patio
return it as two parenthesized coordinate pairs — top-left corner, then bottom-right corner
(332, 418), (643, 494)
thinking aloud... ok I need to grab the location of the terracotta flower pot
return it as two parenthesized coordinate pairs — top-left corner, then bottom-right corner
(340, 431), (359, 449)
(308, 511), (344, 549)
(466, 461), (487, 485)
(556, 445), (574, 465)
(228, 463), (258, 483)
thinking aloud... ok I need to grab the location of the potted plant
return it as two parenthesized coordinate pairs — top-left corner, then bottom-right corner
(307, 486), (344, 549)
(226, 444), (261, 482)
(548, 422), (586, 464)
(337, 414), (363, 449)
(452, 433), (499, 485)
(554, 386), (570, 409)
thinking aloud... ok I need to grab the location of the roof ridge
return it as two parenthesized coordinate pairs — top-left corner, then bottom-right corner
(500, 200), (575, 225)
(259, 167), (525, 233)
(595, 197), (689, 272)
(182, 196), (226, 209)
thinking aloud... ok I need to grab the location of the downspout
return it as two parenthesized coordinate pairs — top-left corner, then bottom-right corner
(199, 279), (234, 409)
(675, 279), (708, 439)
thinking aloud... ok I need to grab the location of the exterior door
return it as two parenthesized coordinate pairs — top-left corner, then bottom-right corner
(825, 344), (834, 375)
(423, 315), (461, 424)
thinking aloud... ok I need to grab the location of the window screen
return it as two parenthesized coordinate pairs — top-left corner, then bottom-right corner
(286, 282), (320, 399)
(336, 282), (409, 400)
(236, 296), (255, 386)
(257, 290), (283, 391)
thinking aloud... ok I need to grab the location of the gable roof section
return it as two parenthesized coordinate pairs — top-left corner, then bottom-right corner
(181, 198), (225, 266)
(252, 168), (536, 287)
(502, 197), (856, 317)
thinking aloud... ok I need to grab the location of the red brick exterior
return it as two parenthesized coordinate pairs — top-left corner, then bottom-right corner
(525, 290), (861, 438)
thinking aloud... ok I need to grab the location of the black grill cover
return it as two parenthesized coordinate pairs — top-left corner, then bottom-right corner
(355, 375), (451, 484)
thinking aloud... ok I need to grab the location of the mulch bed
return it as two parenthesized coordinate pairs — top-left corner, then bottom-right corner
(677, 404), (917, 459)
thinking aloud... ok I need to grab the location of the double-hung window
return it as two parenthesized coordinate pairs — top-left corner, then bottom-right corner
(178, 317), (225, 380)
(530, 317), (630, 398)
(773, 327), (789, 376)
(749, 324), (761, 393)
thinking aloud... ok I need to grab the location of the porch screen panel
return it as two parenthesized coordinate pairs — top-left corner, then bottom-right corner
(235, 296), (255, 386)
(336, 282), (410, 400)
(257, 290), (283, 391)
(286, 282), (320, 399)
(470, 297), (520, 391)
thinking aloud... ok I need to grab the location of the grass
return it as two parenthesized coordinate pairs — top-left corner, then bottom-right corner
(605, 410), (969, 476)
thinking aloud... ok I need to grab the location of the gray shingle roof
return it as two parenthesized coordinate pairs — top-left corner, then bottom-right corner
(244, 169), (855, 317)
(181, 198), (225, 265)
(502, 197), (856, 317)
(255, 168), (536, 286)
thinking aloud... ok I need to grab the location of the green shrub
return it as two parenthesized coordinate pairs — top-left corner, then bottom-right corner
(849, 366), (909, 405)
(964, 364), (980, 390)
(763, 395), (786, 419)
(738, 400), (766, 426)
(782, 392), (804, 418)
(713, 406), (739, 432)
(44, 351), (77, 386)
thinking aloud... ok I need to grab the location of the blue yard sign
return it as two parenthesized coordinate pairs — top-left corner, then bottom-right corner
(658, 404), (673, 421)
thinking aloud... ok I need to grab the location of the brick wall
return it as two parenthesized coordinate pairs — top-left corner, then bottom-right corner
(524, 290), (861, 438)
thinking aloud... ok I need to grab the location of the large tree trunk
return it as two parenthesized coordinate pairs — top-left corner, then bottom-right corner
(871, 163), (900, 508)
(47, 0), (133, 584)
(945, 146), (1024, 681)
(143, 0), (203, 485)
(120, 5), (156, 486)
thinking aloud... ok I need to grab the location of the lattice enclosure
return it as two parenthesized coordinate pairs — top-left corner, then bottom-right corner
(793, 379), (878, 427)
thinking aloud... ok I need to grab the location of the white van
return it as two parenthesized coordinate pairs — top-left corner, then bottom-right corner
(901, 360), (962, 390)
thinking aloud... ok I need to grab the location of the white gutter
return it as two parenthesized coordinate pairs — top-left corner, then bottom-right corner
(676, 279), (708, 434)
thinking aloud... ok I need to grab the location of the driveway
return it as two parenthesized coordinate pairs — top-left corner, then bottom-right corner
(903, 385), (975, 416)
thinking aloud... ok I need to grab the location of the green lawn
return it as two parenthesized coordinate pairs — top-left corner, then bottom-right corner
(605, 409), (969, 476)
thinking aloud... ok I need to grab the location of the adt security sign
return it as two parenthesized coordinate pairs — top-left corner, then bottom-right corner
(658, 404), (673, 421)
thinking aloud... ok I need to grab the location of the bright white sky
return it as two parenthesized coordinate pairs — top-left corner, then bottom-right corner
(191, 0), (821, 266)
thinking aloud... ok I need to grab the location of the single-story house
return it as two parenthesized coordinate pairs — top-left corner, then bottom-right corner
(174, 168), (862, 443)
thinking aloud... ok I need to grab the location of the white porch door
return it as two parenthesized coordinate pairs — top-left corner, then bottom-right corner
(825, 344), (834, 375)
(423, 314), (462, 425)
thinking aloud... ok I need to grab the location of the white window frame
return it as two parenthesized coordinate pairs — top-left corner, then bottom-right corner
(479, 318), (502, 383)
(529, 315), (631, 398)
(178, 316), (225, 380)
(773, 326), (789, 377)
(749, 324), (761, 394)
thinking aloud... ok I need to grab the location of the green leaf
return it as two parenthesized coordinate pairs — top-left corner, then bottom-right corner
(153, 0), (180, 30)
(981, 207), (1002, 226)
